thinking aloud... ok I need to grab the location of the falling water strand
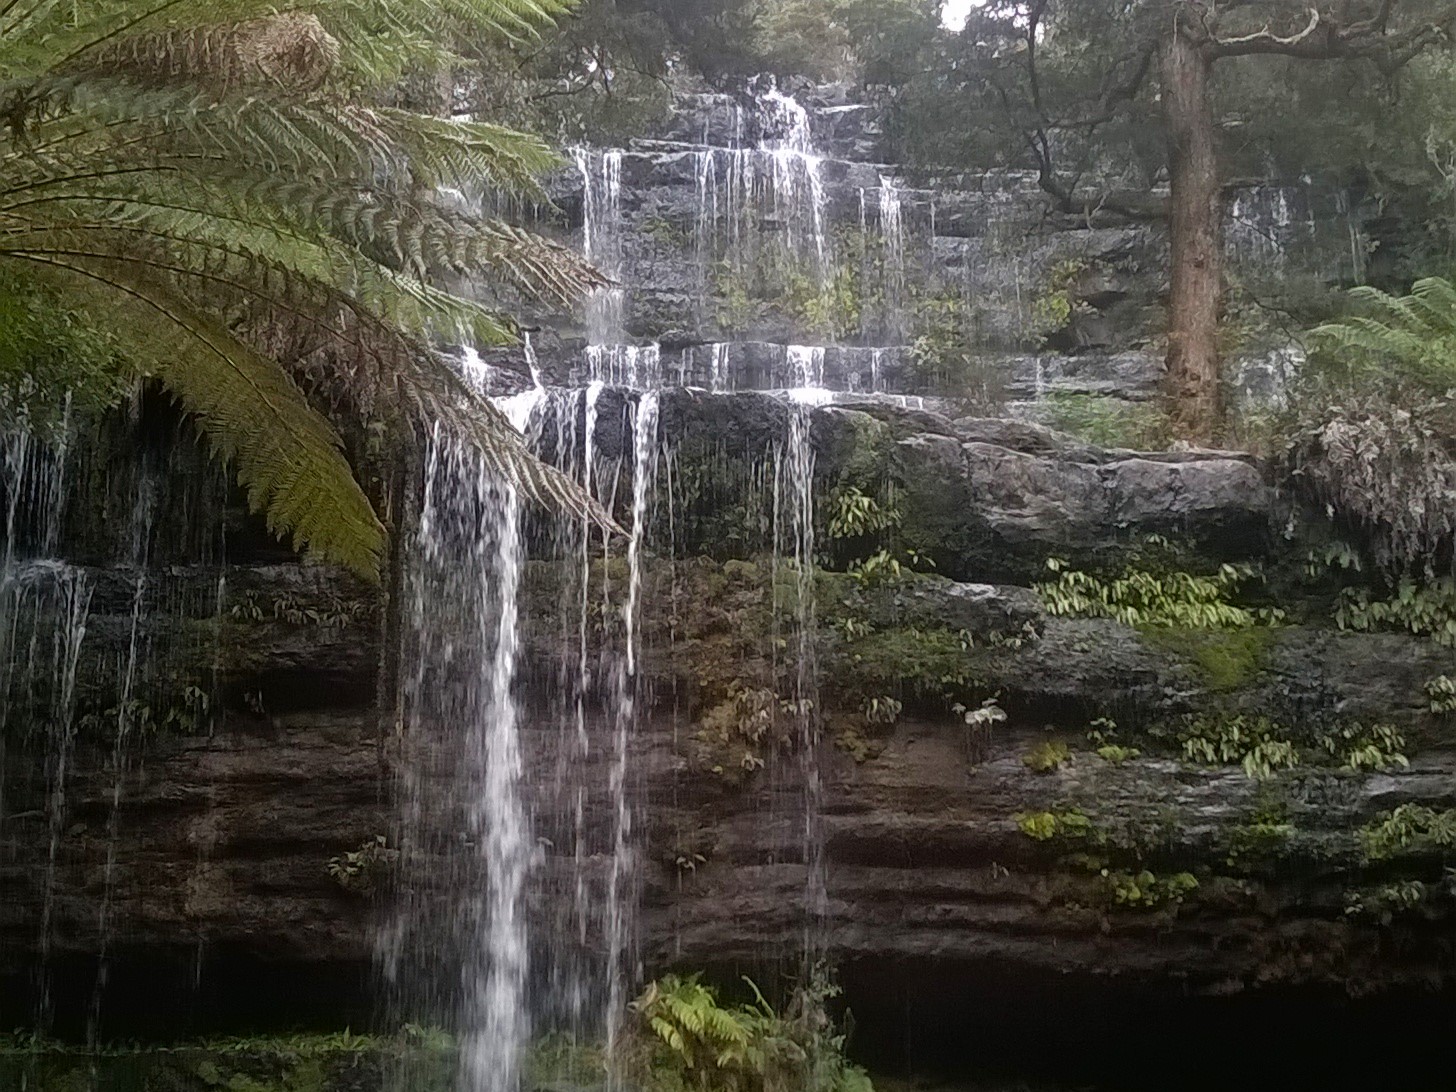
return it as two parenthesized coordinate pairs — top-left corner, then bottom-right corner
(36, 562), (94, 1031)
(461, 480), (528, 1092)
(88, 469), (157, 1044)
(878, 175), (906, 340)
(605, 392), (658, 1068)
(399, 425), (533, 1092)
(786, 406), (824, 959)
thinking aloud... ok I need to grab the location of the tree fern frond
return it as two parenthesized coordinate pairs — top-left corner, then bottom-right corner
(77, 14), (342, 90)
(14, 251), (386, 577)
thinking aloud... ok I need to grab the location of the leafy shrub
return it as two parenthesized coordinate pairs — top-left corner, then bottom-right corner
(1335, 576), (1456, 646)
(1344, 881), (1428, 925)
(1100, 868), (1198, 909)
(1036, 558), (1283, 629)
(1023, 739), (1071, 773)
(1359, 805), (1456, 862)
(1016, 809), (1093, 842)
(627, 973), (872, 1092)
(1426, 674), (1456, 713)
(1294, 279), (1456, 574)
(327, 835), (396, 896)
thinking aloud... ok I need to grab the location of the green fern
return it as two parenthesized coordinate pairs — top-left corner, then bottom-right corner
(1, 0), (612, 578)
(1310, 277), (1456, 390)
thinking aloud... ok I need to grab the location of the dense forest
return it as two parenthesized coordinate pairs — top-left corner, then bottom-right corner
(2, 1), (1455, 1090)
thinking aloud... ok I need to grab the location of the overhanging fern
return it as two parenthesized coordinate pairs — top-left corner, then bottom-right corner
(1, 0), (613, 579)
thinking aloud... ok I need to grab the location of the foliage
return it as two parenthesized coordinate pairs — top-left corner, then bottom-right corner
(0, 1028), (456, 1092)
(1040, 393), (1172, 451)
(1293, 282), (1456, 575)
(1016, 808), (1092, 843)
(827, 486), (898, 540)
(1224, 805), (1296, 873)
(1310, 277), (1456, 393)
(1028, 258), (1092, 345)
(907, 292), (1003, 409)
(1426, 674), (1456, 713)
(1334, 576), (1456, 647)
(1036, 558), (1283, 629)
(695, 681), (795, 779)
(1317, 721), (1410, 773)
(1289, 391), (1456, 579)
(0, 0), (610, 579)
(227, 591), (371, 628)
(1157, 714), (1298, 780)
(1022, 739), (1071, 773)
(1344, 881), (1428, 925)
(1149, 712), (1405, 778)
(0, 275), (131, 435)
(76, 687), (212, 739)
(1358, 805), (1456, 863)
(1100, 868), (1198, 910)
(786, 266), (863, 342)
(327, 835), (396, 896)
(1095, 744), (1140, 765)
(823, 485), (935, 583)
(627, 973), (873, 1092)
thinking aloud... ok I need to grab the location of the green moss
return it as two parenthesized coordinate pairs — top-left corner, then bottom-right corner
(1141, 626), (1275, 691)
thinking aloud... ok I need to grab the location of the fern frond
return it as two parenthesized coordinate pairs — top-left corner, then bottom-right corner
(16, 251), (385, 577)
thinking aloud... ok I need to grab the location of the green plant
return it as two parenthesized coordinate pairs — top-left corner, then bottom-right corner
(1344, 881), (1428, 925)
(1022, 739), (1071, 773)
(1334, 577), (1456, 646)
(1100, 868), (1198, 910)
(1317, 721), (1408, 772)
(0, 0), (609, 579)
(1016, 808), (1093, 842)
(695, 682), (805, 780)
(827, 487), (898, 540)
(627, 973), (872, 1092)
(861, 695), (902, 727)
(1426, 674), (1456, 713)
(1159, 714), (1300, 780)
(1359, 805), (1456, 862)
(327, 835), (395, 896)
(1040, 393), (1172, 450)
(1028, 257), (1092, 345)
(227, 591), (370, 628)
(1287, 384), (1456, 578)
(1037, 558), (1283, 629)
(1224, 798), (1295, 872)
(1095, 744), (1141, 765)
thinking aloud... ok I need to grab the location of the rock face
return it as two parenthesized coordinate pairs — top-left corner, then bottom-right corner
(4, 393), (1454, 1045)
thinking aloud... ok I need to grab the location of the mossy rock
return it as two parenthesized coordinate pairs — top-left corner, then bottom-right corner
(1140, 625), (1275, 692)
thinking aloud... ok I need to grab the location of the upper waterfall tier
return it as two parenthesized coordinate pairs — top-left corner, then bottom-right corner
(457, 80), (1360, 413)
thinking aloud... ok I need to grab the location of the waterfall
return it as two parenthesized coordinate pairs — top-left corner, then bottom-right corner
(878, 175), (906, 340)
(692, 81), (832, 281)
(460, 479), (528, 1092)
(392, 423), (536, 1092)
(576, 147), (625, 343)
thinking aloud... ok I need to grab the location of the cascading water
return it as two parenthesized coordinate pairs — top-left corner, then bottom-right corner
(392, 426), (534, 1092)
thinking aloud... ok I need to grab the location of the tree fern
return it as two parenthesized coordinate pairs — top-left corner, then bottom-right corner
(1310, 277), (1456, 391)
(1, 0), (613, 578)
(1298, 278), (1456, 574)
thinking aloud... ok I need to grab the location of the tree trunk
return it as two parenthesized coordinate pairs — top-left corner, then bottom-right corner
(1161, 28), (1223, 444)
